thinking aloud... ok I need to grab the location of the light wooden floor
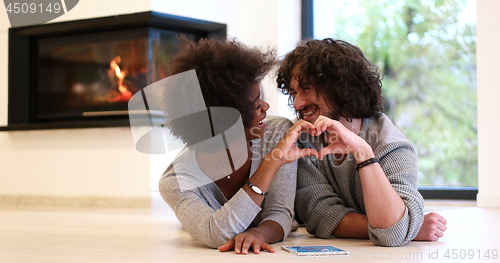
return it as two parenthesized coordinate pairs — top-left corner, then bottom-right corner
(1, 198), (498, 263)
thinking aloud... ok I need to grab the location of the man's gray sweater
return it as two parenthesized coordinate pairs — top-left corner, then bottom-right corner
(295, 114), (424, 247)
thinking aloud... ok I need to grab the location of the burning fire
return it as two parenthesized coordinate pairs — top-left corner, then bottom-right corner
(109, 56), (132, 102)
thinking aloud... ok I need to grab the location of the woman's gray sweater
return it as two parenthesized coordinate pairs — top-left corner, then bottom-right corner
(159, 117), (297, 248)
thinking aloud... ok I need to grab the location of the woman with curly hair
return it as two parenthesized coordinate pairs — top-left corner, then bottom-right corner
(276, 38), (447, 246)
(159, 37), (318, 254)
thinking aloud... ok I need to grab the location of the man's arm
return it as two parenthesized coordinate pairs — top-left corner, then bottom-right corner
(332, 212), (369, 238)
(315, 116), (407, 229)
(296, 142), (445, 245)
(315, 116), (424, 246)
(355, 144), (447, 244)
(295, 146), (356, 238)
(355, 144), (406, 229)
(332, 211), (447, 242)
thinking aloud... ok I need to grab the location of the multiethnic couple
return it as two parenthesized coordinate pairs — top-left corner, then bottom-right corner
(158, 37), (447, 254)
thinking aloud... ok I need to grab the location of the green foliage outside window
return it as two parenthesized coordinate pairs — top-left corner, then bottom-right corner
(315, 0), (477, 186)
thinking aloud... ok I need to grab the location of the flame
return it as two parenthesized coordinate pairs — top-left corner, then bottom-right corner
(109, 56), (132, 102)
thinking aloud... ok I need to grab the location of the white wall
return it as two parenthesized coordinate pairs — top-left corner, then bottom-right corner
(0, 0), (301, 200)
(0, 1), (154, 200)
(476, 0), (500, 207)
(0, 128), (151, 197)
(150, 0), (299, 119)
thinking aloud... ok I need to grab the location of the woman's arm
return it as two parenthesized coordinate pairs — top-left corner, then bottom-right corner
(160, 172), (263, 248)
(218, 158), (296, 254)
(220, 119), (317, 254)
(241, 120), (318, 208)
(218, 220), (282, 254)
(160, 119), (317, 250)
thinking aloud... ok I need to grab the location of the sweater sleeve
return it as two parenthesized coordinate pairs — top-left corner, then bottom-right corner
(257, 117), (297, 240)
(159, 116), (297, 248)
(367, 142), (424, 247)
(159, 170), (262, 248)
(260, 159), (297, 240)
(295, 155), (356, 238)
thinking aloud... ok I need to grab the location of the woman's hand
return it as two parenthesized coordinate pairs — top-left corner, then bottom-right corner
(268, 120), (319, 165)
(313, 115), (371, 161)
(218, 229), (275, 254)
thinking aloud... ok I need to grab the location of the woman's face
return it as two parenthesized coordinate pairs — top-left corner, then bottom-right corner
(245, 83), (269, 141)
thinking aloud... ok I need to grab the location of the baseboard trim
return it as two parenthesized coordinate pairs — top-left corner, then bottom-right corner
(418, 187), (477, 200)
(476, 193), (500, 208)
(0, 195), (152, 209)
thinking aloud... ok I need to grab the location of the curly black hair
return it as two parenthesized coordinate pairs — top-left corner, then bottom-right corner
(277, 38), (384, 121)
(163, 37), (275, 145)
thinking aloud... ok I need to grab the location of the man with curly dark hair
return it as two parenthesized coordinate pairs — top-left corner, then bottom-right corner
(277, 38), (447, 246)
(159, 37), (319, 254)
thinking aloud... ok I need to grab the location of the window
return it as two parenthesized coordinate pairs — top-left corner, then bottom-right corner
(311, 0), (477, 192)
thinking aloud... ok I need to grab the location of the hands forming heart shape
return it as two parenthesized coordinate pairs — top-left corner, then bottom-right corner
(313, 116), (371, 161)
(271, 116), (371, 165)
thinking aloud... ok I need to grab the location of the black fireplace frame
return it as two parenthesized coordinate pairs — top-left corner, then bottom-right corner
(1, 11), (226, 131)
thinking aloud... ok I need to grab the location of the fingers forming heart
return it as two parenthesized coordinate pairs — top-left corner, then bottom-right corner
(310, 116), (367, 160)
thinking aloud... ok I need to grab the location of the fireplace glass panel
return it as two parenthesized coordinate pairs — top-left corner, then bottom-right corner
(36, 27), (195, 122)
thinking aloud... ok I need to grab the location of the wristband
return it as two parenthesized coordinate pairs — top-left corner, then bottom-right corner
(356, 157), (379, 172)
(246, 180), (268, 195)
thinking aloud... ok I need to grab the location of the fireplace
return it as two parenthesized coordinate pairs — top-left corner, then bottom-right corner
(2, 11), (226, 131)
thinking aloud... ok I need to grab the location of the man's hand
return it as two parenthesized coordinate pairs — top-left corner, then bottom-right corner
(313, 115), (370, 161)
(413, 212), (447, 241)
(218, 229), (275, 254)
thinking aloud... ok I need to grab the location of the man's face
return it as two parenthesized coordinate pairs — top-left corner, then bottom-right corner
(289, 66), (336, 123)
